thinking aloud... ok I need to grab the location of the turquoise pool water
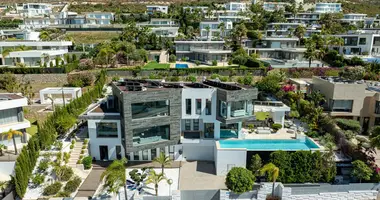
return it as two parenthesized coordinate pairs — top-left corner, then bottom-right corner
(176, 64), (188, 68)
(219, 138), (319, 151)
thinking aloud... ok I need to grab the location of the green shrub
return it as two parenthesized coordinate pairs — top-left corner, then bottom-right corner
(212, 60), (217, 66)
(56, 191), (71, 197)
(271, 123), (282, 131)
(64, 152), (70, 164)
(32, 174), (45, 185)
(169, 76), (180, 82)
(55, 141), (63, 150)
(82, 145), (87, 150)
(245, 57), (263, 68)
(77, 159), (82, 164)
(79, 155), (84, 160)
(169, 55), (176, 63)
(335, 118), (361, 133)
(195, 60), (201, 66)
(80, 150), (84, 154)
(83, 139), (88, 145)
(55, 166), (74, 181)
(71, 140), (76, 144)
(67, 72), (95, 87)
(43, 182), (62, 196)
(225, 167), (255, 194)
(64, 176), (82, 193)
(344, 130), (356, 140)
(70, 144), (74, 149)
(186, 75), (196, 82)
(82, 156), (92, 169)
(38, 160), (49, 172)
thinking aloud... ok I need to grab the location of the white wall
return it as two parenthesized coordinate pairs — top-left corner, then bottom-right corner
(88, 119), (124, 160)
(180, 140), (215, 161)
(214, 146), (247, 176)
(181, 88), (221, 138)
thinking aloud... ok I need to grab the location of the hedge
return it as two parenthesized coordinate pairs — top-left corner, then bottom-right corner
(14, 70), (106, 198)
(269, 150), (336, 183)
(0, 62), (78, 74)
(335, 118), (361, 133)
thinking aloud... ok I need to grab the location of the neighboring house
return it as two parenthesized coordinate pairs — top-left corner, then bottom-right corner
(79, 79), (258, 164)
(0, 94), (30, 148)
(285, 12), (321, 25)
(331, 31), (380, 56)
(84, 12), (114, 25)
(0, 41), (72, 66)
(214, 10), (250, 23)
(18, 3), (52, 17)
(174, 40), (231, 64)
(224, 2), (247, 11)
(137, 19), (179, 37)
(340, 13), (367, 26)
(312, 76), (380, 132)
(315, 3), (342, 13)
(199, 20), (233, 39)
(266, 23), (321, 38)
(146, 5), (168, 14)
(262, 2), (289, 12)
(182, 6), (209, 13)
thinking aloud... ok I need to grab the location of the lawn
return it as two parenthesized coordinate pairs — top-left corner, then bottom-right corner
(26, 118), (38, 136)
(255, 111), (270, 121)
(143, 61), (170, 69)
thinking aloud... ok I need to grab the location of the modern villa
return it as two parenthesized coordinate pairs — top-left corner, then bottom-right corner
(80, 79), (321, 175)
(0, 94), (30, 148)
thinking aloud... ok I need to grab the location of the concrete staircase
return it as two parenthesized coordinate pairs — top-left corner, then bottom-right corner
(68, 140), (85, 168)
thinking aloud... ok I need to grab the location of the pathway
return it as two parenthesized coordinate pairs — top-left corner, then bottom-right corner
(75, 166), (105, 198)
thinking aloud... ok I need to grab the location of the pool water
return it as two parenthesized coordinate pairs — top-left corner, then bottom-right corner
(175, 64), (189, 68)
(219, 138), (319, 151)
(363, 57), (380, 63)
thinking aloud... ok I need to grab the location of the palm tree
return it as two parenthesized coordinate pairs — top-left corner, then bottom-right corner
(39, 31), (51, 41)
(153, 152), (172, 174)
(1, 49), (12, 66)
(145, 170), (166, 196)
(2, 129), (23, 155)
(304, 40), (318, 68)
(100, 158), (127, 198)
(260, 163), (279, 198)
(294, 25), (306, 46)
(205, 26), (211, 41)
(0, 144), (7, 156)
(218, 22), (226, 38)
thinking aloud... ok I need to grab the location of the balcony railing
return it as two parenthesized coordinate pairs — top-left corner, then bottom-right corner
(255, 101), (285, 107)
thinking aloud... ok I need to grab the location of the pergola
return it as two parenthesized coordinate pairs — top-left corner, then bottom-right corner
(39, 87), (82, 104)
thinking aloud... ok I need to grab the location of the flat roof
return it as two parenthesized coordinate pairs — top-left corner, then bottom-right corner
(203, 80), (249, 91)
(115, 79), (183, 93)
(40, 87), (81, 92)
(0, 93), (24, 101)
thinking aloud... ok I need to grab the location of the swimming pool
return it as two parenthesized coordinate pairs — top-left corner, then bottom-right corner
(219, 138), (319, 151)
(363, 57), (380, 63)
(175, 64), (188, 68)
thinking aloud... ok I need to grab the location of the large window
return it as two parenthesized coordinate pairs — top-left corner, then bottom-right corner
(231, 101), (246, 117)
(196, 99), (202, 115)
(375, 101), (380, 114)
(186, 99), (192, 115)
(96, 122), (118, 138)
(133, 125), (170, 146)
(206, 99), (212, 115)
(185, 119), (191, 130)
(359, 38), (366, 45)
(151, 148), (157, 160)
(0, 108), (19, 125)
(131, 100), (169, 119)
(331, 100), (353, 112)
(204, 123), (214, 139)
(193, 119), (199, 130)
(344, 37), (358, 46)
(219, 100), (227, 118)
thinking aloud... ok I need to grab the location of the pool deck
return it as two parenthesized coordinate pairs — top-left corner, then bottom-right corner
(242, 128), (296, 140)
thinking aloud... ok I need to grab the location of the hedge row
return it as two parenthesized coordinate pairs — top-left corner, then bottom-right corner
(0, 63), (78, 74)
(14, 70), (106, 198)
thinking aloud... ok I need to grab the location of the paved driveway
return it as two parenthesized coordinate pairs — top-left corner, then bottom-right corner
(179, 161), (227, 190)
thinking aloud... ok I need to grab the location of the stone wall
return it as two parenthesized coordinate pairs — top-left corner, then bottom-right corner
(0, 74), (68, 85)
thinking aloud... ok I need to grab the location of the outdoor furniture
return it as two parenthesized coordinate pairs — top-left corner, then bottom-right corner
(287, 129), (295, 134)
(257, 129), (271, 134)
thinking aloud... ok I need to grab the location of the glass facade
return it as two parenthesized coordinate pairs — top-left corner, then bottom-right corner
(185, 119), (191, 130)
(206, 99), (212, 115)
(132, 100), (169, 119)
(375, 101), (380, 114)
(193, 119), (199, 130)
(330, 100), (353, 112)
(196, 99), (202, 115)
(186, 99), (192, 115)
(96, 122), (118, 138)
(151, 148), (157, 160)
(231, 101), (246, 117)
(133, 125), (170, 146)
(0, 108), (19, 125)
(220, 123), (238, 138)
(204, 123), (214, 138)
(219, 100), (227, 118)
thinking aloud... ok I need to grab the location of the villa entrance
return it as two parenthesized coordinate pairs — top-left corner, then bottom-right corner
(99, 146), (108, 161)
